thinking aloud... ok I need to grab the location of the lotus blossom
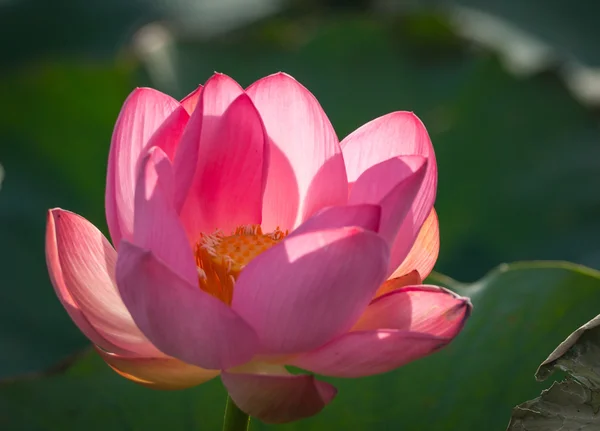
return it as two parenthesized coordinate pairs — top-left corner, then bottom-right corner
(46, 72), (471, 424)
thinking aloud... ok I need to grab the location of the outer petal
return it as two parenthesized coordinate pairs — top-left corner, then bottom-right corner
(348, 156), (428, 270)
(167, 85), (203, 202)
(188, 93), (267, 234)
(116, 240), (260, 370)
(232, 227), (389, 355)
(247, 72), (348, 231)
(106, 88), (181, 248)
(180, 85), (203, 115)
(172, 91), (204, 213)
(289, 204), (381, 237)
(177, 73), (246, 237)
(353, 285), (471, 336)
(292, 286), (471, 378)
(390, 208), (439, 280)
(341, 112), (437, 278)
(46, 209), (162, 357)
(145, 106), (190, 161)
(222, 365), (336, 424)
(96, 347), (219, 390)
(290, 330), (448, 378)
(46, 210), (126, 355)
(133, 147), (197, 286)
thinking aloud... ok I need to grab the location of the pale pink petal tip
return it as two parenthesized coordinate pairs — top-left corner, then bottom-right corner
(222, 370), (337, 424)
(341, 111), (436, 185)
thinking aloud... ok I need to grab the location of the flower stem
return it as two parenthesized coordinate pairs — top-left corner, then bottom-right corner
(222, 395), (251, 431)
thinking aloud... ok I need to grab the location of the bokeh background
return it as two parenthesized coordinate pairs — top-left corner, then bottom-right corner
(2, 0), (600, 429)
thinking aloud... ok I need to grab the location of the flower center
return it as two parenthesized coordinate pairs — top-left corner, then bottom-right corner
(195, 225), (287, 305)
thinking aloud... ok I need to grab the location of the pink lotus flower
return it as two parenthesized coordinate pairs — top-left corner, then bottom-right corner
(46, 72), (471, 424)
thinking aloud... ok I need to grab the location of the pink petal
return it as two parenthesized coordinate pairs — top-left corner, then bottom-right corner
(46, 210), (125, 355)
(106, 88), (181, 248)
(188, 93), (267, 234)
(289, 204), (381, 237)
(171, 85), (205, 208)
(133, 147), (197, 286)
(353, 285), (471, 336)
(145, 106), (190, 161)
(291, 285), (470, 377)
(144, 105), (192, 223)
(96, 347), (219, 390)
(390, 208), (439, 280)
(222, 366), (336, 424)
(116, 240), (260, 370)
(172, 93), (204, 214)
(46, 209), (162, 357)
(341, 112), (437, 277)
(290, 329), (449, 378)
(198, 73), (244, 118)
(177, 73), (246, 238)
(231, 227), (389, 355)
(348, 156), (428, 268)
(180, 85), (203, 115)
(247, 72), (348, 231)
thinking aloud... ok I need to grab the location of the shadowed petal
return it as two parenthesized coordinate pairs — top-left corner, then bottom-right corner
(145, 106), (190, 161)
(177, 73), (246, 238)
(289, 204), (381, 237)
(290, 329), (449, 378)
(247, 72), (347, 231)
(116, 241), (260, 370)
(348, 156), (428, 272)
(189, 93), (267, 234)
(133, 147), (197, 286)
(96, 347), (219, 390)
(222, 365), (336, 424)
(106, 88), (181, 248)
(232, 227), (389, 355)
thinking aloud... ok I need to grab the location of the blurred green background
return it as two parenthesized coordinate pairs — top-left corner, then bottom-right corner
(1, 0), (600, 430)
